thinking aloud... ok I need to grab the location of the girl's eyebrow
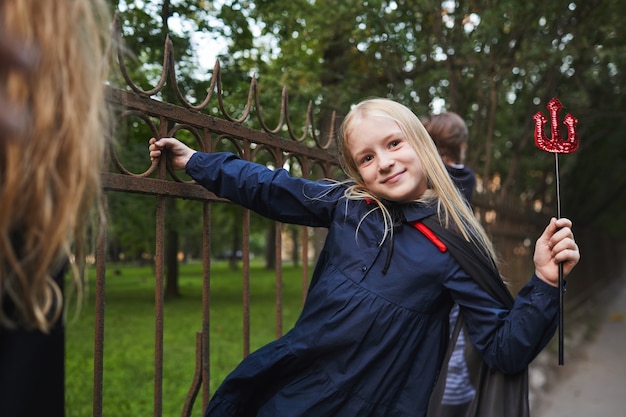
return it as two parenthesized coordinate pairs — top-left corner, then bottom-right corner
(382, 131), (404, 143)
(352, 131), (400, 157)
(351, 147), (370, 162)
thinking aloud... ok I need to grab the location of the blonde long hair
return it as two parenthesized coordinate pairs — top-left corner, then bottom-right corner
(0, 0), (111, 331)
(339, 98), (496, 262)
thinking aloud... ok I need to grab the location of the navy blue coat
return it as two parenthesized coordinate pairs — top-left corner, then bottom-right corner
(188, 152), (559, 417)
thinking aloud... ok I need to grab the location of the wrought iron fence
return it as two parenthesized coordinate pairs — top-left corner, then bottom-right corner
(96, 24), (343, 416)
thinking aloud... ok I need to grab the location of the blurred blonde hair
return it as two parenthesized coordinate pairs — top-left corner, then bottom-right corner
(0, 0), (111, 331)
(339, 98), (496, 261)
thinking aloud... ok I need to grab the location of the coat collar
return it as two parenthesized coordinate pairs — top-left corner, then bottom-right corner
(363, 197), (439, 224)
(400, 202), (438, 223)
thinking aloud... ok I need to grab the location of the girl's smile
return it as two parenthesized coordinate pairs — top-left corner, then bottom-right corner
(382, 169), (406, 184)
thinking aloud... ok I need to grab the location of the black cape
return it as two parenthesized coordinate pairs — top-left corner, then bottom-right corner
(422, 215), (529, 417)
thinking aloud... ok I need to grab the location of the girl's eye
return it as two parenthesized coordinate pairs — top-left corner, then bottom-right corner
(361, 155), (373, 164)
(390, 140), (400, 148)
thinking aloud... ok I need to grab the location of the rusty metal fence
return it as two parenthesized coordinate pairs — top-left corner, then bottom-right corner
(94, 30), (344, 416)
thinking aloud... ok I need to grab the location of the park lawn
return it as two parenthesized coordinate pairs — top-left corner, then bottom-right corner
(66, 261), (307, 417)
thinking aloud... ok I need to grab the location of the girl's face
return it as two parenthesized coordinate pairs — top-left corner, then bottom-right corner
(347, 115), (428, 203)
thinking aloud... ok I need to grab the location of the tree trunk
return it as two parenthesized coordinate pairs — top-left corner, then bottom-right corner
(291, 227), (299, 267)
(265, 225), (276, 270)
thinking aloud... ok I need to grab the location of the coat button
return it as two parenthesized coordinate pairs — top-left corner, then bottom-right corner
(361, 266), (367, 272)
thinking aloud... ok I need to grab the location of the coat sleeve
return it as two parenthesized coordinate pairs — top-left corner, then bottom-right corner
(445, 270), (559, 374)
(185, 151), (340, 227)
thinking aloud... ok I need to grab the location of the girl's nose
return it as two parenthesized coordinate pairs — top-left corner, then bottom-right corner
(378, 154), (395, 171)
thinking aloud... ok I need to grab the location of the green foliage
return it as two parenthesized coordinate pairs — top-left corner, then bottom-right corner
(66, 262), (306, 416)
(212, 0), (626, 235)
(108, 0), (626, 258)
(107, 193), (156, 260)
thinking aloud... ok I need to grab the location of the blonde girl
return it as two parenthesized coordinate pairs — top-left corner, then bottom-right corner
(149, 97), (579, 417)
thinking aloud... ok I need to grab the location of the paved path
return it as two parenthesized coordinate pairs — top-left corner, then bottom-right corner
(534, 281), (626, 417)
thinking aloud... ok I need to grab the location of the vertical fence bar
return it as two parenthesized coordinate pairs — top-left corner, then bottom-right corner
(201, 201), (212, 410)
(275, 222), (283, 339)
(93, 196), (107, 417)
(154, 194), (165, 417)
(181, 332), (203, 417)
(300, 163), (311, 306)
(242, 208), (251, 357)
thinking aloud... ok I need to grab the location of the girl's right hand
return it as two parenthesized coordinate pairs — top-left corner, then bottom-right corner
(148, 137), (196, 171)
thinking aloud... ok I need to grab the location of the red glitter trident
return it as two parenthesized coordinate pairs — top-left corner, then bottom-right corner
(533, 97), (579, 366)
(533, 97), (579, 153)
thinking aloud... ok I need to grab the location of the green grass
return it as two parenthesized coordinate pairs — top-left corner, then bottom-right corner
(66, 261), (307, 417)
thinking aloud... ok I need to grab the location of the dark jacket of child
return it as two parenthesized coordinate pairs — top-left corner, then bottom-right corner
(189, 152), (559, 417)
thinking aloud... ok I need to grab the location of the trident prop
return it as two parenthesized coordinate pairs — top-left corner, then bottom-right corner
(533, 97), (579, 365)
